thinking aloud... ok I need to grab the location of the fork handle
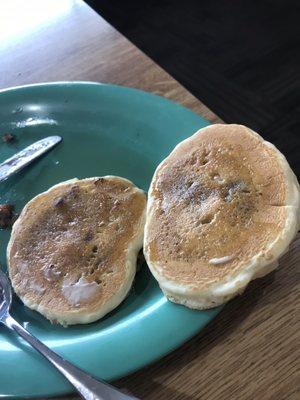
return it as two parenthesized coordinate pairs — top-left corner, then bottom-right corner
(2, 313), (138, 400)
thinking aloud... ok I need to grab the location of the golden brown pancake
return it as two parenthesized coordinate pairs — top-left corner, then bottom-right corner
(144, 124), (299, 309)
(8, 176), (146, 325)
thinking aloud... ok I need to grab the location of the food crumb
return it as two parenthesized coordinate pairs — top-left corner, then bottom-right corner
(2, 133), (15, 143)
(0, 204), (15, 228)
(53, 197), (65, 207)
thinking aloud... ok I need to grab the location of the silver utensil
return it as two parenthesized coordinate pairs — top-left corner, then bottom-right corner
(0, 259), (138, 399)
(0, 136), (62, 182)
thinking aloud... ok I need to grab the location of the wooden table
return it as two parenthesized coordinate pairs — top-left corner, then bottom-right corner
(1, 1), (299, 399)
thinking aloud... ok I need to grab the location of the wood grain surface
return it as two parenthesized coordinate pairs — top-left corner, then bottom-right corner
(0, 1), (298, 399)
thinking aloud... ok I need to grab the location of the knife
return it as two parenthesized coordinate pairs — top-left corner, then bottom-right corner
(0, 136), (62, 182)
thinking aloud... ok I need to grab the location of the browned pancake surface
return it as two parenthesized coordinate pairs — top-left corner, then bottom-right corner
(9, 177), (146, 317)
(145, 125), (287, 289)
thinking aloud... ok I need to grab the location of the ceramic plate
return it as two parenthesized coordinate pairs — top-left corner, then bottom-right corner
(0, 82), (220, 398)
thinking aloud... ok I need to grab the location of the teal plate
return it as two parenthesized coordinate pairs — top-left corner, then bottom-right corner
(0, 82), (221, 399)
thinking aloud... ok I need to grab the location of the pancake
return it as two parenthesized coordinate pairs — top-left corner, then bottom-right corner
(144, 124), (300, 309)
(8, 176), (146, 325)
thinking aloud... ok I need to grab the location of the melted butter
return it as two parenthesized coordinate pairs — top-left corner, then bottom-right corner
(29, 281), (46, 294)
(209, 255), (234, 265)
(62, 276), (99, 305)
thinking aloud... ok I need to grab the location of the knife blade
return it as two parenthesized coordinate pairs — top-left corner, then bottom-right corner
(0, 136), (62, 182)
